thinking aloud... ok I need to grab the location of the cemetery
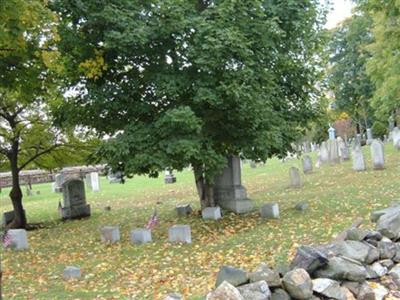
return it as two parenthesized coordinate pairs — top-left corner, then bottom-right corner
(2, 0), (400, 299)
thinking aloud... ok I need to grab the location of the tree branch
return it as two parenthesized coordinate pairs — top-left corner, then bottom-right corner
(18, 144), (61, 171)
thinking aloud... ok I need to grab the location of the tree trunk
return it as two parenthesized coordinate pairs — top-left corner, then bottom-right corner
(193, 165), (215, 209)
(8, 153), (26, 229)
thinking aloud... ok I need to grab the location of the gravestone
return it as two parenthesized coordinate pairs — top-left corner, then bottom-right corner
(100, 226), (120, 243)
(250, 161), (257, 168)
(260, 203), (280, 219)
(340, 145), (350, 161)
(366, 128), (373, 145)
(371, 139), (385, 170)
(320, 142), (329, 163)
(328, 126), (336, 140)
(295, 202), (309, 212)
(5, 229), (29, 250)
(108, 171), (123, 183)
(202, 207), (222, 220)
(63, 266), (81, 280)
(289, 167), (302, 188)
(164, 169), (177, 184)
(168, 225), (192, 243)
(85, 172), (100, 192)
(392, 128), (400, 150)
(175, 204), (192, 216)
(327, 139), (340, 164)
(53, 173), (64, 193)
(302, 155), (313, 174)
(2, 210), (25, 227)
(352, 145), (366, 171)
(59, 178), (91, 220)
(131, 228), (152, 245)
(213, 156), (253, 214)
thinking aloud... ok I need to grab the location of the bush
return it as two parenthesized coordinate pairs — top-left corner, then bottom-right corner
(372, 121), (387, 138)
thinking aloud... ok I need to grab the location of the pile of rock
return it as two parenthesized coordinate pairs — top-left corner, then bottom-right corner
(199, 204), (400, 299)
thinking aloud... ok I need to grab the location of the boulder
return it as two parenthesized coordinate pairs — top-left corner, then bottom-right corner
(365, 231), (383, 241)
(289, 245), (328, 274)
(282, 268), (313, 300)
(314, 256), (367, 282)
(346, 228), (369, 241)
(341, 286), (356, 300)
(380, 259), (394, 269)
(335, 241), (378, 264)
(389, 263), (400, 279)
(237, 281), (271, 300)
(366, 282), (389, 300)
(376, 209), (400, 239)
(377, 241), (396, 259)
(216, 266), (248, 287)
(249, 263), (281, 287)
(392, 244), (400, 262)
(358, 283), (375, 300)
(341, 281), (360, 297)
(312, 278), (346, 300)
(371, 205), (400, 222)
(207, 281), (244, 300)
(271, 289), (290, 300)
(366, 262), (387, 279)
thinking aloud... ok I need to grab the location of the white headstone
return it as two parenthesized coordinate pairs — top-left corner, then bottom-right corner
(392, 127), (400, 150)
(352, 145), (366, 171)
(100, 226), (120, 243)
(130, 228), (152, 245)
(289, 167), (302, 188)
(63, 266), (81, 280)
(6, 229), (29, 250)
(202, 207), (222, 220)
(328, 126), (336, 140)
(320, 142), (329, 163)
(86, 172), (100, 192)
(168, 225), (191, 243)
(371, 139), (385, 170)
(366, 128), (373, 145)
(302, 155), (313, 174)
(175, 204), (193, 216)
(327, 140), (340, 164)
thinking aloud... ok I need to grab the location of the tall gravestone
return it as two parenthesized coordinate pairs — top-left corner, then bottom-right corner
(366, 128), (373, 145)
(337, 137), (350, 161)
(371, 140), (385, 170)
(352, 145), (366, 171)
(60, 178), (91, 220)
(53, 173), (64, 193)
(289, 167), (302, 188)
(320, 142), (329, 163)
(327, 140), (339, 164)
(392, 128), (400, 150)
(328, 126), (336, 140)
(213, 156), (253, 214)
(85, 172), (100, 192)
(302, 155), (313, 174)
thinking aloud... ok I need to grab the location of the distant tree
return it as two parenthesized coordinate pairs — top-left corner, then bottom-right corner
(327, 13), (375, 132)
(0, 0), (96, 229)
(54, 0), (327, 208)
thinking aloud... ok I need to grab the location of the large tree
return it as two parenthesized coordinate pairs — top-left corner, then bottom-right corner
(54, 0), (326, 208)
(0, 0), (95, 229)
(327, 13), (375, 132)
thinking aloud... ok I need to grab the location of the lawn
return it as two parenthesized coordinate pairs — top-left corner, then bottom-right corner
(1, 144), (399, 299)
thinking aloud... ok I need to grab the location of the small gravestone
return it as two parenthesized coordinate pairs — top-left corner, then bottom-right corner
(371, 139), (385, 170)
(175, 204), (192, 216)
(320, 142), (329, 163)
(130, 228), (152, 245)
(108, 171), (122, 183)
(5, 229), (29, 250)
(202, 207), (222, 220)
(59, 178), (91, 220)
(100, 226), (120, 243)
(302, 155), (313, 174)
(352, 145), (366, 171)
(260, 203), (279, 219)
(164, 169), (177, 184)
(85, 172), (100, 192)
(295, 202), (309, 212)
(289, 167), (302, 188)
(328, 139), (340, 164)
(168, 225), (191, 243)
(63, 266), (81, 280)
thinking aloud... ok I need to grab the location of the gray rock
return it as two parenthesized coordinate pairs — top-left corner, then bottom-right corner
(389, 263), (400, 279)
(207, 281), (244, 300)
(168, 225), (192, 244)
(366, 262), (387, 278)
(216, 266), (248, 288)
(346, 228), (369, 241)
(336, 240), (378, 264)
(260, 203), (279, 219)
(380, 259), (394, 269)
(358, 283), (375, 300)
(378, 241), (396, 259)
(290, 245), (328, 274)
(371, 205), (400, 223)
(100, 226), (120, 244)
(294, 202), (308, 212)
(202, 207), (222, 220)
(175, 204), (192, 216)
(63, 266), (81, 280)
(130, 228), (152, 245)
(237, 281), (271, 300)
(271, 289), (290, 300)
(314, 256), (367, 282)
(341, 281), (360, 297)
(365, 231), (383, 241)
(393, 244), (400, 262)
(365, 282), (389, 300)
(249, 263), (281, 287)
(282, 268), (313, 300)
(312, 278), (346, 300)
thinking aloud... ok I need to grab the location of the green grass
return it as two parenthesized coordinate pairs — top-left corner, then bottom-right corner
(2, 144), (400, 299)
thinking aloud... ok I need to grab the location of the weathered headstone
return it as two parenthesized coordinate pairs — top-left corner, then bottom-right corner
(340, 145), (350, 161)
(392, 127), (400, 150)
(85, 172), (100, 192)
(100, 226), (120, 243)
(63, 266), (81, 280)
(59, 178), (91, 220)
(320, 142), (329, 163)
(202, 207), (222, 220)
(168, 225), (191, 243)
(53, 173), (64, 193)
(352, 145), (366, 171)
(327, 139), (340, 164)
(175, 204), (193, 217)
(5, 229), (29, 250)
(328, 126), (336, 140)
(164, 169), (177, 184)
(213, 156), (253, 214)
(260, 203), (280, 219)
(289, 167), (302, 188)
(371, 139), (385, 170)
(130, 228), (152, 245)
(366, 128), (373, 145)
(302, 155), (313, 174)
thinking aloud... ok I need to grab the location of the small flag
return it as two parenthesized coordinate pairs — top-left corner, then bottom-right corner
(2, 230), (12, 248)
(145, 209), (158, 230)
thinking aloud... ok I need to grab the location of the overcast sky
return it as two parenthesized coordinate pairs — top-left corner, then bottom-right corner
(324, 0), (354, 29)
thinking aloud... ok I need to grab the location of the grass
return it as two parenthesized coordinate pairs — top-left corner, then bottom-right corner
(1, 144), (400, 299)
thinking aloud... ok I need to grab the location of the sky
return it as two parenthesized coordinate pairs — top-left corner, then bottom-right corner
(324, 0), (354, 29)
